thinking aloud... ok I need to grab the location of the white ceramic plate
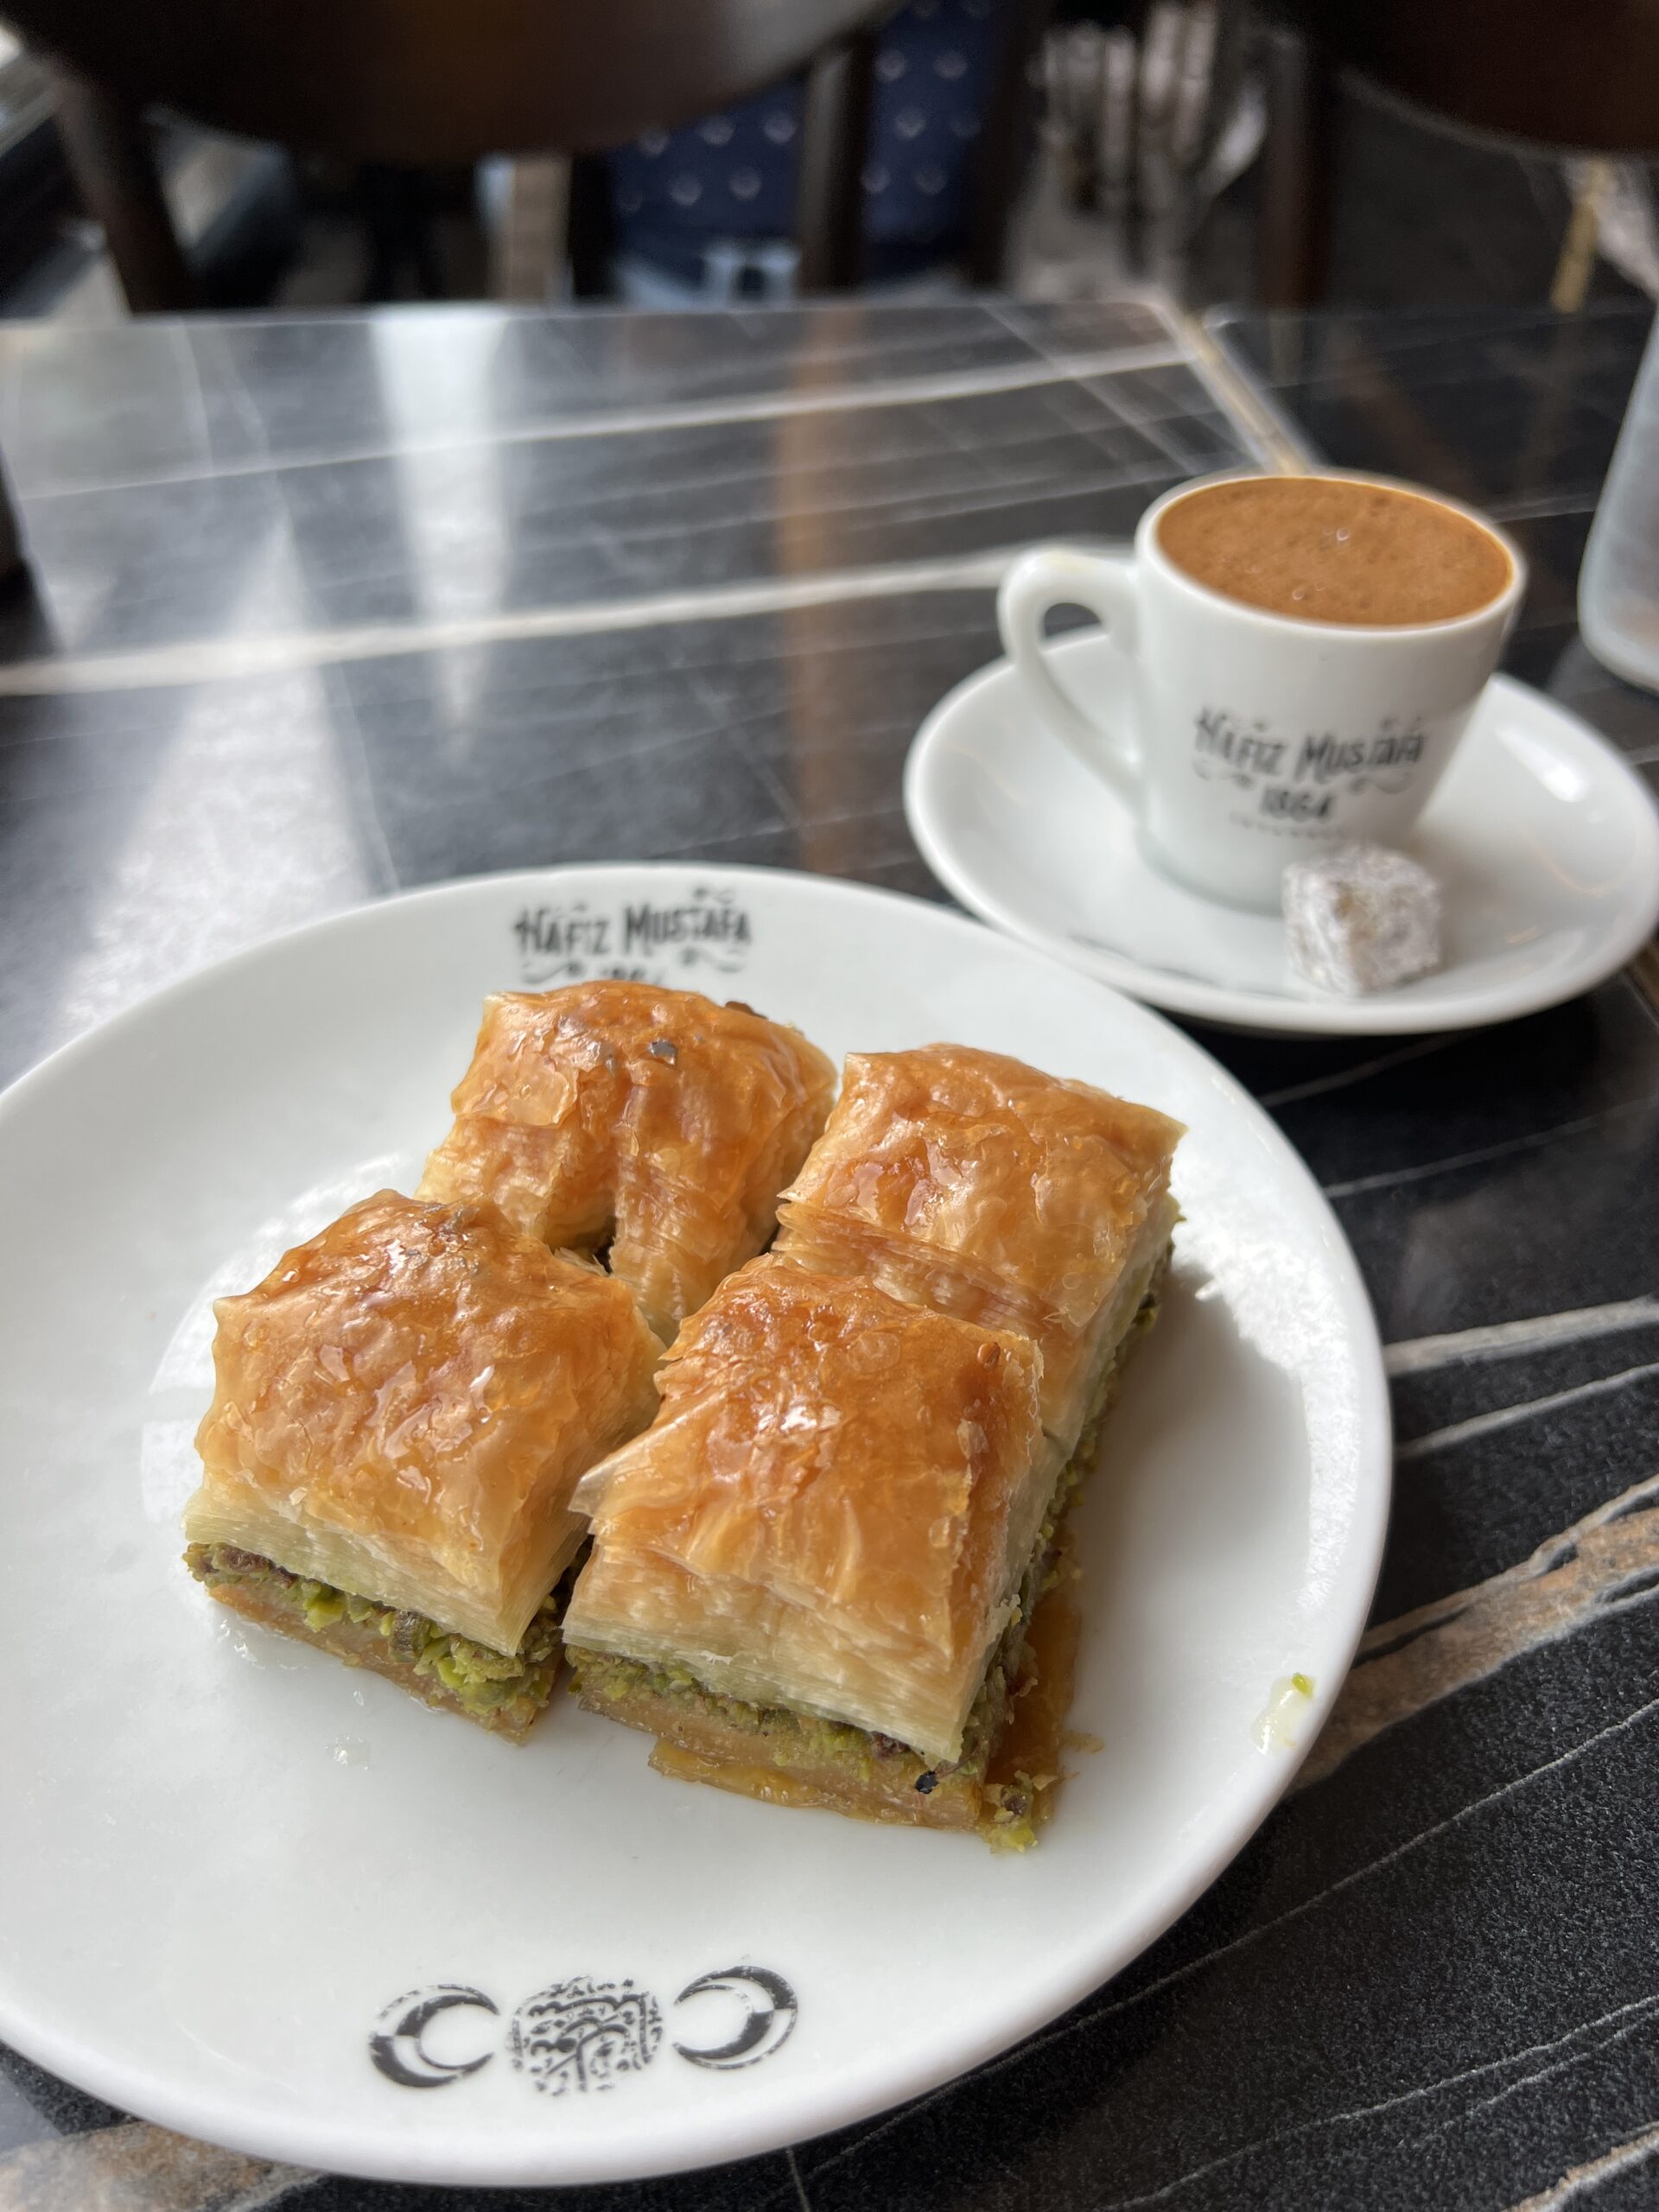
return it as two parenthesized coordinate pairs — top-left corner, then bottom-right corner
(906, 634), (1659, 1034)
(0, 866), (1389, 2187)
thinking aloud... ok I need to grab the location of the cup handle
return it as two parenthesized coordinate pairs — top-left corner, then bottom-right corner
(997, 546), (1144, 811)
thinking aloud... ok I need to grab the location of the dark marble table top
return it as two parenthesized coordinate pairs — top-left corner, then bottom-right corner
(2, 295), (1657, 2212)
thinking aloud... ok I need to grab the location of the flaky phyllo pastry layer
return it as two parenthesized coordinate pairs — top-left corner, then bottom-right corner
(184, 1001), (1184, 1828)
(565, 1044), (1184, 1838)
(563, 1257), (1048, 1765)
(417, 981), (836, 1343)
(184, 982), (837, 1738)
(773, 1043), (1184, 1451)
(185, 1191), (662, 1659)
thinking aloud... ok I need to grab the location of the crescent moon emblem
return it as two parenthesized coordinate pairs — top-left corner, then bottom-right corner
(370, 1984), (499, 2088)
(673, 1966), (798, 2070)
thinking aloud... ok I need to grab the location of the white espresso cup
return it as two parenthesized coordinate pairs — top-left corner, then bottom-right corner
(997, 469), (1526, 912)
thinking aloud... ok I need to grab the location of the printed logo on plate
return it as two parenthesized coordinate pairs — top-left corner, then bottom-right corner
(509, 1977), (661, 2096)
(370, 1966), (798, 2095)
(513, 885), (753, 988)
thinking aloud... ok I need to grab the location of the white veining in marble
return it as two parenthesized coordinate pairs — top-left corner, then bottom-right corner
(785, 2145), (813, 2212)
(1395, 1357), (1659, 1461)
(19, 343), (1187, 500)
(1323, 1097), (1658, 1201)
(1486, 488), (1601, 525)
(1404, 2000), (1659, 2170)
(0, 548), (1016, 695)
(1507, 2118), (1659, 2209)
(1299, 1472), (1659, 1785)
(1090, 1991), (1659, 2212)
(1259, 1037), (1455, 1110)
(772, 1694), (1659, 2200)
(1166, 313), (1315, 476)
(996, 295), (1308, 474)
(1387, 1296), (1659, 1376)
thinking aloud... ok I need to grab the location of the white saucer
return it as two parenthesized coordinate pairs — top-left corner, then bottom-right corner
(0, 865), (1387, 2186)
(905, 633), (1659, 1034)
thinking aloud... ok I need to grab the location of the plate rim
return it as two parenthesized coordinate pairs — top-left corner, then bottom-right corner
(904, 648), (1659, 1035)
(0, 862), (1393, 2184)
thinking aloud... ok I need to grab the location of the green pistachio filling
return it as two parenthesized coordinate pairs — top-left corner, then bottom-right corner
(185, 1543), (567, 1726)
(570, 1287), (1163, 1847)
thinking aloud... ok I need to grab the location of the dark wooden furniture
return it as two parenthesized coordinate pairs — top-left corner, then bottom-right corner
(8, 0), (903, 308)
(966, 0), (1054, 288)
(1260, 0), (1659, 306)
(14, 0), (1056, 309)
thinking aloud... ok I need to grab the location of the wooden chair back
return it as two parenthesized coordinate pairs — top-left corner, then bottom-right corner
(9, 0), (899, 162)
(1262, 0), (1659, 307)
(1298, 0), (1659, 154)
(7, 0), (903, 307)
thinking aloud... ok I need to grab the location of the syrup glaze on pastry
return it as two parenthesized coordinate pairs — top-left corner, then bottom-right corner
(774, 1044), (1182, 1446)
(417, 982), (835, 1341)
(564, 1255), (1046, 1765)
(186, 1190), (662, 1657)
